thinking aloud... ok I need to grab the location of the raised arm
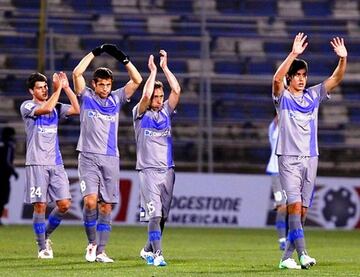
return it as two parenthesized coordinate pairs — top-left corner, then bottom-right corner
(59, 71), (80, 115)
(123, 62), (143, 98)
(323, 37), (347, 93)
(101, 44), (143, 98)
(72, 44), (108, 94)
(34, 73), (62, 115)
(72, 52), (94, 95)
(137, 55), (157, 116)
(272, 33), (308, 97)
(159, 50), (181, 110)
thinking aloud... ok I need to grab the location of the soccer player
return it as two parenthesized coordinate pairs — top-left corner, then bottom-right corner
(273, 33), (347, 269)
(265, 113), (287, 251)
(133, 50), (180, 267)
(72, 44), (142, 263)
(20, 72), (80, 259)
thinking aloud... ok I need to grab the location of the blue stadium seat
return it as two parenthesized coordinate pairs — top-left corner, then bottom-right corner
(69, 0), (113, 13)
(247, 61), (274, 75)
(115, 16), (147, 35)
(7, 56), (37, 69)
(176, 103), (199, 119)
(302, 1), (332, 16)
(164, 1), (193, 14)
(216, 0), (277, 16)
(214, 61), (246, 74)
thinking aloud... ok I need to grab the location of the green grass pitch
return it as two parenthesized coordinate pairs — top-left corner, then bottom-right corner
(0, 225), (359, 276)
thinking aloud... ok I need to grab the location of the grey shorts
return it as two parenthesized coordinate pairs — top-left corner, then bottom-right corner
(278, 155), (318, 207)
(139, 168), (175, 222)
(24, 165), (71, 204)
(78, 152), (120, 204)
(270, 174), (286, 206)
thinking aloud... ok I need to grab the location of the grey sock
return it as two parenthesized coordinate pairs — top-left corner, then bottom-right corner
(83, 208), (97, 244)
(149, 217), (162, 254)
(275, 209), (287, 240)
(33, 212), (46, 250)
(288, 214), (306, 257)
(46, 207), (66, 238)
(96, 213), (112, 254)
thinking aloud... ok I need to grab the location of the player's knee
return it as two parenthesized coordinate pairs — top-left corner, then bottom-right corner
(287, 202), (302, 215)
(277, 204), (287, 213)
(57, 199), (71, 213)
(98, 202), (112, 214)
(33, 202), (47, 214)
(84, 195), (98, 209)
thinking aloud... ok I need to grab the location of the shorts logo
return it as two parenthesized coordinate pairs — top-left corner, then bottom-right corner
(87, 111), (116, 122)
(274, 191), (283, 202)
(140, 207), (146, 218)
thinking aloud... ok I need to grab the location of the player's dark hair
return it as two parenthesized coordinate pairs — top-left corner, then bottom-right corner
(26, 72), (47, 90)
(93, 67), (113, 83)
(286, 59), (308, 85)
(150, 80), (164, 101)
(154, 80), (163, 90)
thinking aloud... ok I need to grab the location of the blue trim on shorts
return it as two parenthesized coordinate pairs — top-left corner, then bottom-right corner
(33, 222), (46, 234)
(276, 220), (286, 229)
(49, 215), (61, 227)
(149, 231), (161, 241)
(309, 187), (315, 208)
(84, 220), (97, 228)
(288, 228), (304, 243)
(97, 223), (111, 232)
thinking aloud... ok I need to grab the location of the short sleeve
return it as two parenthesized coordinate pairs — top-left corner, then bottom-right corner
(20, 101), (37, 118)
(56, 103), (71, 119)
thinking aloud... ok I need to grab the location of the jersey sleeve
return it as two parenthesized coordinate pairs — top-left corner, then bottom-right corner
(132, 103), (143, 121)
(112, 87), (128, 104)
(272, 89), (285, 108)
(56, 103), (71, 119)
(20, 100), (38, 118)
(314, 82), (329, 103)
(163, 100), (176, 116)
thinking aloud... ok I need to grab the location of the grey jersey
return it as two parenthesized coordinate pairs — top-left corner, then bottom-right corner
(273, 83), (329, 157)
(77, 86), (127, 157)
(20, 100), (70, 165)
(133, 100), (175, 170)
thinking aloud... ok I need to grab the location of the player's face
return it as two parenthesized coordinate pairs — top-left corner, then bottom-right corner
(30, 81), (48, 102)
(289, 69), (307, 93)
(93, 78), (112, 99)
(150, 88), (164, 111)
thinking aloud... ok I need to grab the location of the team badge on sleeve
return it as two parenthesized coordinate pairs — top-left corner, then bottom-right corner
(24, 102), (35, 111)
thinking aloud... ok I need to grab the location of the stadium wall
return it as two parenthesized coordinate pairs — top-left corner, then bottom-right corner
(3, 169), (360, 229)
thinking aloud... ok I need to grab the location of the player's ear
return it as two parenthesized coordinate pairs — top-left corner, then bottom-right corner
(285, 74), (291, 86)
(29, 89), (34, 95)
(91, 80), (96, 89)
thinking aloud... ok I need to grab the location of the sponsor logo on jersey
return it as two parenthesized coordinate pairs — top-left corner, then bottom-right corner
(37, 126), (57, 134)
(87, 111), (116, 122)
(144, 129), (171, 137)
(289, 111), (315, 121)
